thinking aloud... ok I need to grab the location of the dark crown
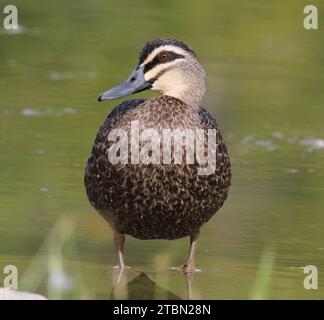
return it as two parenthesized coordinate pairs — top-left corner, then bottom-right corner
(138, 38), (197, 65)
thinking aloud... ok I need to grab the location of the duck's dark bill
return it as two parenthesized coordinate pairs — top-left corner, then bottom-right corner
(97, 65), (152, 101)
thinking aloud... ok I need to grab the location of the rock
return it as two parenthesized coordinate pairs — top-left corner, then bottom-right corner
(0, 288), (47, 300)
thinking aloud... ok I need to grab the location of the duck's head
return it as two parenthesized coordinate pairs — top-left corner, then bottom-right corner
(98, 38), (206, 107)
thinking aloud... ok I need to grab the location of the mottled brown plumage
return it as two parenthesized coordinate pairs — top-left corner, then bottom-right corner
(84, 39), (231, 273)
(85, 96), (230, 239)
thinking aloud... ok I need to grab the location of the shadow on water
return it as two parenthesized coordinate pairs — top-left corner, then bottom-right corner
(111, 269), (197, 300)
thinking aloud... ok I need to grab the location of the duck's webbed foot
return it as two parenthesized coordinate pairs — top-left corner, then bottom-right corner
(177, 263), (196, 275)
(174, 231), (201, 275)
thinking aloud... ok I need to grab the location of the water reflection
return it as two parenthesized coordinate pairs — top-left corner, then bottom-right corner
(111, 269), (191, 300)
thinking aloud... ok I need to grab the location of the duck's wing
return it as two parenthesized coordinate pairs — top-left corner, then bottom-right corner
(106, 98), (147, 123)
(85, 98), (147, 208)
(198, 106), (231, 183)
(91, 98), (147, 151)
(197, 106), (219, 129)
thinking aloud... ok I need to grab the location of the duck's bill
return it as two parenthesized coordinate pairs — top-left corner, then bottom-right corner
(97, 65), (152, 101)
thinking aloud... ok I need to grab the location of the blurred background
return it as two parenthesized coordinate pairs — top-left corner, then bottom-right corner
(0, 0), (324, 299)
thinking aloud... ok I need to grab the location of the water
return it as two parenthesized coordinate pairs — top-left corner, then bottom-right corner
(0, 0), (324, 299)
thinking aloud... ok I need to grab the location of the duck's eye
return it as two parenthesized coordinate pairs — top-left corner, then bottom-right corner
(159, 52), (169, 62)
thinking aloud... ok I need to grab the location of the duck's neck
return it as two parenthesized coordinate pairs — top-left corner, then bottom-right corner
(152, 63), (206, 108)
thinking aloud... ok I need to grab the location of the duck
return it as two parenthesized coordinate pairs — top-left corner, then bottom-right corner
(85, 38), (231, 274)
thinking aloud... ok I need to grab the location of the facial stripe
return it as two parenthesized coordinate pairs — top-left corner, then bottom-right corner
(142, 45), (189, 66)
(144, 59), (185, 82)
(139, 39), (197, 65)
(148, 68), (168, 83)
(143, 50), (184, 74)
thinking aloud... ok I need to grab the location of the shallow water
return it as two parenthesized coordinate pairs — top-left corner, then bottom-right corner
(0, 0), (324, 299)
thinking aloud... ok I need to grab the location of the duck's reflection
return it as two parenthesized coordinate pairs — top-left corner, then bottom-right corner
(111, 269), (195, 300)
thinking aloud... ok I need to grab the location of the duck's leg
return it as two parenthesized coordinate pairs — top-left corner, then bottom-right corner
(111, 267), (128, 299)
(113, 231), (126, 269)
(185, 273), (194, 300)
(178, 231), (200, 274)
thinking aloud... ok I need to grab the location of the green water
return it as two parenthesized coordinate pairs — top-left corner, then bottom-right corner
(0, 0), (324, 299)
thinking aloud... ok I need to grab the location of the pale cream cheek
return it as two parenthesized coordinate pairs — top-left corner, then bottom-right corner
(151, 70), (189, 99)
(144, 60), (183, 81)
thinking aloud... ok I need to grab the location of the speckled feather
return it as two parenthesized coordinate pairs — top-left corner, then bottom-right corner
(85, 95), (231, 240)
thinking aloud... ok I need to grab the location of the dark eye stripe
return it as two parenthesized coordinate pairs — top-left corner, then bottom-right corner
(144, 51), (184, 74)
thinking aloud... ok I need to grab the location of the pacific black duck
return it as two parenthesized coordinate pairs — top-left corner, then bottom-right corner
(85, 38), (231, 274)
